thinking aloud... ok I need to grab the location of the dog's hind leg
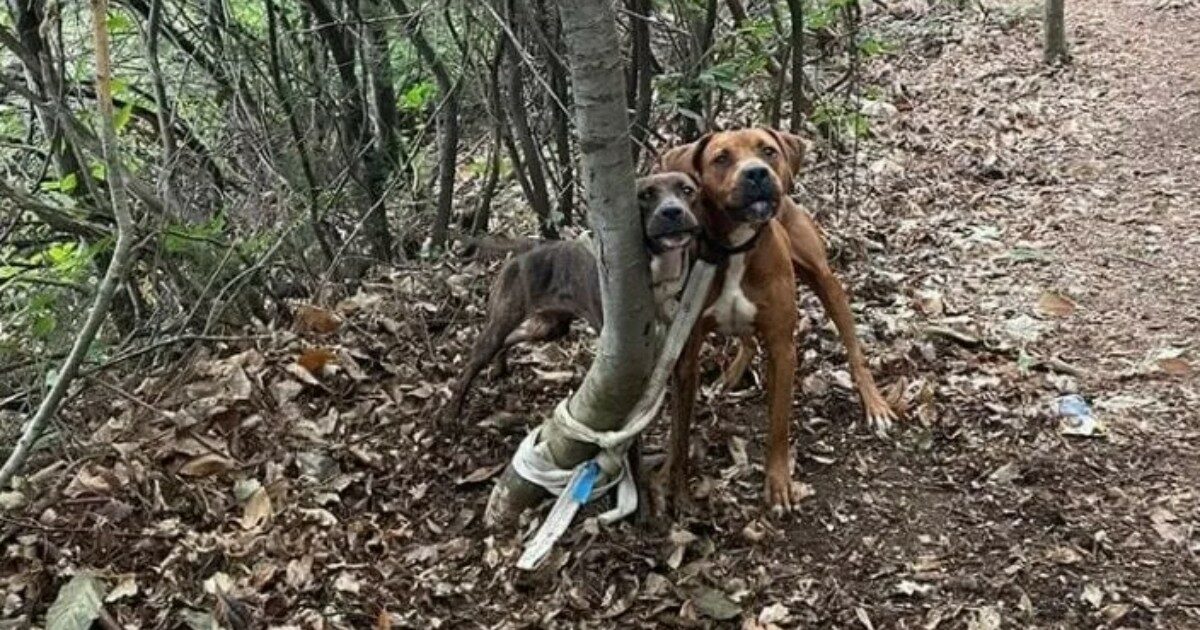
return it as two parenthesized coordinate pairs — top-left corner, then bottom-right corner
(494, 313), (572, 377)
(446, 269), (527, 421)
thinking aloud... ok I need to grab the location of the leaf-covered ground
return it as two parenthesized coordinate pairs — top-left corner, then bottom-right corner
(3, 0), (1198, 627)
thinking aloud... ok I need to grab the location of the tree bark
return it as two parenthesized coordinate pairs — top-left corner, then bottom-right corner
(1044, 0), (1067, 64)
(786, 0), (809, 131)
(501, 0), (555, 238)
(0, 0), (136, 488)
(680, 0), (718, 140)
(390, 0), (462, 251)
(302, 0), (393, 263)
(485, 0), (657, 527)
(628, 0), (655, 163)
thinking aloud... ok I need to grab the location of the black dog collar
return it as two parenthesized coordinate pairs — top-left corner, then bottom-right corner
(698, 223), (768, 263)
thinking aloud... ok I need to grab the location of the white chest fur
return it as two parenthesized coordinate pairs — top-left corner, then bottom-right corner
(704, 227), (758, 335)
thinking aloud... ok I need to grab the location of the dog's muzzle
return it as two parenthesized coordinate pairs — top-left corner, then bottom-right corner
(734, 166), (779, 223)
(647, 204), (699, 252)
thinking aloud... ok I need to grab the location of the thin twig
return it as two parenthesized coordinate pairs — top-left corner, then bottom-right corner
(0, 0), (137, 489)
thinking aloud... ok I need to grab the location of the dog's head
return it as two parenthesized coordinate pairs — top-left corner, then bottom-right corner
(636, 172), (701, 254)
(657, 128), (809, 228)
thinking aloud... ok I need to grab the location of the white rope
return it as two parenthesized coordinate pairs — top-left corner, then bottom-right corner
(512, 260), (718, 569)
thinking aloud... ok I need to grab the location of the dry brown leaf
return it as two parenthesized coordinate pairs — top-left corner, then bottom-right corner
(1036, 291), (1076, 317)
(64, 464), (115, 498)
(179, 454), (235, 477)
(297, 347), (338, 376)
(455, 462), (505, 486)
(285, 555), (313, 590)
(1157, 357), (1190, 376)
(240, 487), (272, 530)
(294, 305), (341, 334)
(374, 611), (393, 630)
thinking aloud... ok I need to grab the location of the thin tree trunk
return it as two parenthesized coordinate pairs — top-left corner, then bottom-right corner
(542, 2), (575, 228)
(628, 0), (655, 164)
(0, 0), (136, 488)
(391, 0), (462, 251)
(303, 0), (393, 263)
(786, 0), (808, 131)
(462, 34), (509, 235)
(1044, 0), (1067, 64)
(502, 0), (555, 238)
(264, 0), (334, 262)
(726, 0), (782, 76)
(141, 0), (180, 211)
(486, 0), (657, 527)
(680, 0), (718, 140)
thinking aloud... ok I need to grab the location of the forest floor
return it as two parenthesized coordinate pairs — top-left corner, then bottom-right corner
(3, 0), (1199, 627)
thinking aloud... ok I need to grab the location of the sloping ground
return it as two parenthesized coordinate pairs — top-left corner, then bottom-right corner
(2, 0), (1198, 627)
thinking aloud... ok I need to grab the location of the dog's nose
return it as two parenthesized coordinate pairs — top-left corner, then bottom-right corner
(658, 205), (684, 221)
(743, 166), (771, 185)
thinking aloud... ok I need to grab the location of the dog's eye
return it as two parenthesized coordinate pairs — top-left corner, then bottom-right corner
(762, 146), (778, 158)
(713, 153), (730, 166)
(637, 190), (652, 201)
(680, 184), (696, 196)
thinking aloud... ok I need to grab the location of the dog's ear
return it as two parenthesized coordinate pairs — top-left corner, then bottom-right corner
(655, 134), (712, 178)
(764, 128), (811, 176)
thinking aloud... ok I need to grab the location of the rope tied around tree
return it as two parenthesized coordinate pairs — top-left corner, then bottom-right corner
(501, 259), (718, 570)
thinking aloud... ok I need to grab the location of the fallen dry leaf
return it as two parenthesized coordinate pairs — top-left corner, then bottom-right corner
(239, 487), (272, 530)
(294, 305), (341, 334)
(1157, 357), (1190, 376)
(179, 454), (235, 478)
(1037, 290), (1077, 317)
(297, 347), (338, 376)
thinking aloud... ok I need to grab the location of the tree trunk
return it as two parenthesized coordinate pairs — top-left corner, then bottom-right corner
(502, 8), (555, 239)
(786, 0), (808, 131)
(628, 0), (655, 164)
(391, 0), (461, 252)
(1044, 0), (1067, 64)
(542, 2), (575, 228)
(680, 0), (718, 140)
(485, 0), (657, 527)
(303, 0), (393, 264)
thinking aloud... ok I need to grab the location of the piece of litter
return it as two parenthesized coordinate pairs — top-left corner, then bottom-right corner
(1054, 394), (1104, 437)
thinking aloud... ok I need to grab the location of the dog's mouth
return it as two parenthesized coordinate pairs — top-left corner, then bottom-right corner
(743, 199), (776, 222)
(652, 231), (694, 251)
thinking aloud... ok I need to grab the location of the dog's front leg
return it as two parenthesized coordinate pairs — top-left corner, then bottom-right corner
(760, 314), (797, 512)
(655, 330), (704, 516)
(799, 261), (896, 433)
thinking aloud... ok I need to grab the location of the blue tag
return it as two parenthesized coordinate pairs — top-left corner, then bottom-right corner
(570, 461), (600, 504)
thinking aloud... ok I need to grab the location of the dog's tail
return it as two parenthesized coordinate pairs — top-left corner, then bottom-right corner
(457, 234), (541, 260)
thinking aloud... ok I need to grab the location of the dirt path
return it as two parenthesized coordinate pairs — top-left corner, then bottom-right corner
(761, 0), (1200, 626)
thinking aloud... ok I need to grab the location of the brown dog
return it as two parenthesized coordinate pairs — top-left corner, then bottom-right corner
(446, 172), (702, 420)
(658, 128), (895, 510)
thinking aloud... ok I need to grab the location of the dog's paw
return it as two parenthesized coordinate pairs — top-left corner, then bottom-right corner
(862, 391), (899, 436)
(650, 462), (695, 518)
(764, 467), (795, 514)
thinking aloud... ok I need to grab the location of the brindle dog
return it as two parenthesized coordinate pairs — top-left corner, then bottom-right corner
(446, 172), (701, 420)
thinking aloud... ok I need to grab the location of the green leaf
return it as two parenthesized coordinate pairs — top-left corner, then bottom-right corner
(114, 101), (135, 133)
(106, 10), (133, 33)
(399, 80), (435, 112)
(90, 161), (107, 182)
(41, 172), (78, 194)
(46, 574), (106, 630)
(31, 312), (57, 339)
